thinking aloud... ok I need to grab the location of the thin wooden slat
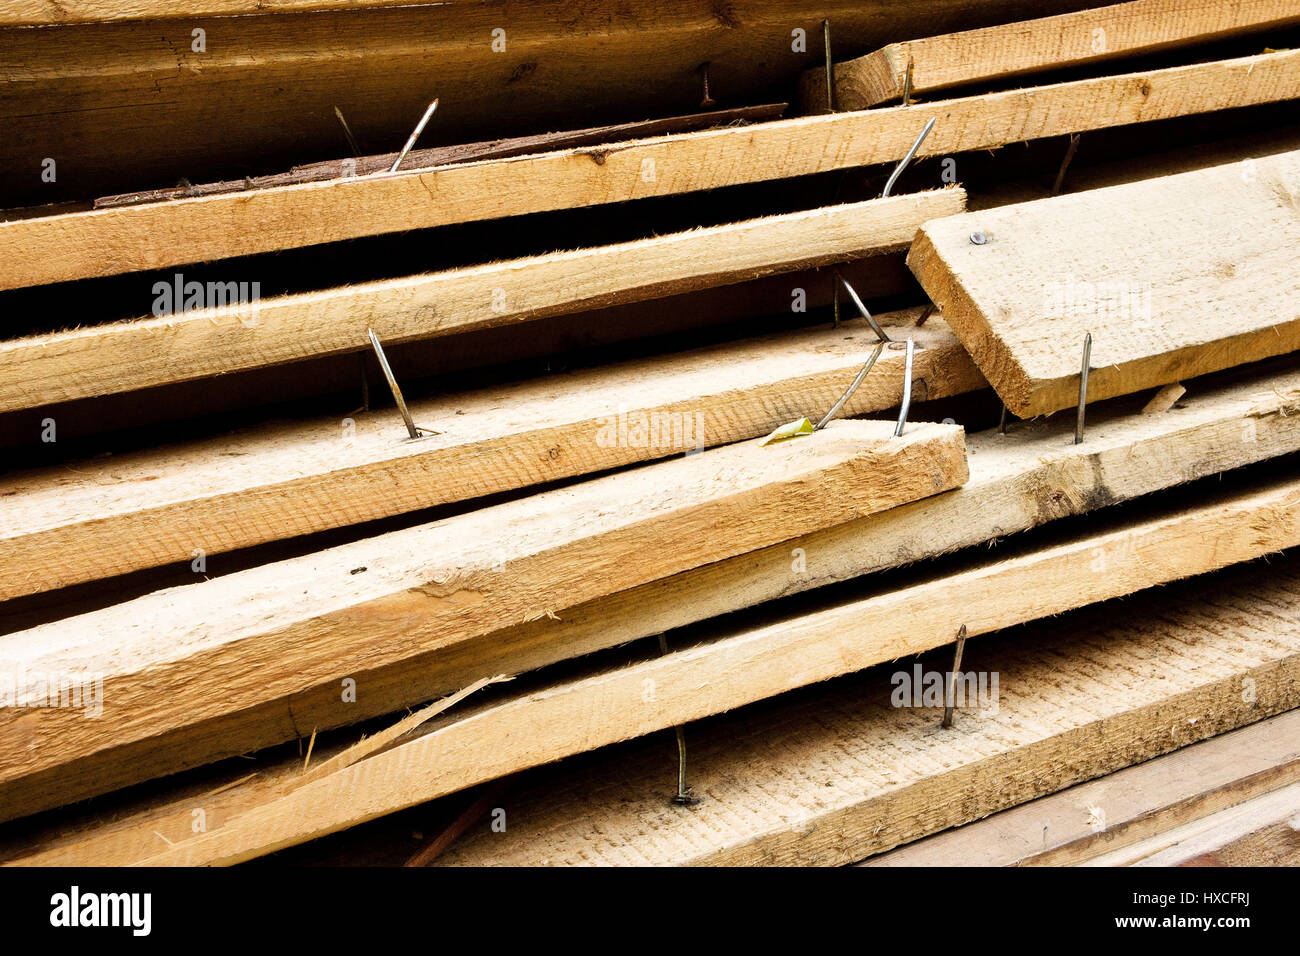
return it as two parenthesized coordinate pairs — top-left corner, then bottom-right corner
(93, 104), (789, 208)
(801, 0), (1300, 109)
(3, 48), (1298, 290)
(432, 554), (1300, 867)
(0, 190), (965, 413)
(908, 149), (1300, 417)
(24, 473), (1300, 866)
(1083, 781), (1300, 866)
(0, 419), (968, 822)
(865, 709), (1300, 866)
(0, 256), (915, 450)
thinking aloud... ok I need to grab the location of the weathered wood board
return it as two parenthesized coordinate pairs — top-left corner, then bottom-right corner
(0, 419), (967, 821)
(865, 709), (1300, 865)
(0, 311), (980, 602)
(434, 554), (1300, 866)
(801, 0), (1300, 109)
(4, 49), (1298, 289)
(0, 191), (963, 412)
(908, 149), (1300, 417)
(3, 363), (1298, 822)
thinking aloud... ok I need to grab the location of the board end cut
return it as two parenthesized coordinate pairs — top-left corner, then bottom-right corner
(907, 149), (1300, 417)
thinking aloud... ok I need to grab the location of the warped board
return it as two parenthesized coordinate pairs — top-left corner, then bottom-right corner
(13, 475), (1300, 865)
(1083, 782), (1300, 866)
(4, 364), (1296, 823)
(866, 709), (1300, 865)
(0, 0), (1087, 204)
(0, 420), (967, 821)
(801, 0), (1300, 109)
(433, 555), (1300, 866)
(4, 48), (1299, 289)
(0, 310), (983, 601)
(0, 191), (964, 412)
(95, 104), (789, 207)
(908, 150), (1300, 417)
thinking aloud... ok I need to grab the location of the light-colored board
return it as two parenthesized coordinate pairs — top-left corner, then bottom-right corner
(864, 708), (1300, 865)
(1083, 781), (1300, 866)
(94, 104), (789, 207)
(4, 48), (1299, 289)
(4, 363), (1297, 823)
(433, 556), (1300, 867)
(0, 255), (914, 449)
(0, 419), (967, 821)
(0, 310), (982, 602)
(1142, 382), (1186, 414)
(801, 0), (1300, 109)
(322, 362), (1297, 729)
(908, 149), (1300, 417)
(18, 488), (1300, 866)
(0, 191), (964, 412)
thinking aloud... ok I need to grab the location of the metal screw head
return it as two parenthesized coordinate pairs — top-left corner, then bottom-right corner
(970, 231), (988, 245)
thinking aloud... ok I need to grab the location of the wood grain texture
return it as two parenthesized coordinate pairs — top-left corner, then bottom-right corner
(0, 419), (967, 821)
(1083, 781), (1300, 865)
(4, 48), (1298, 289)
(0, 191), (965, 412)
(0, 0), (1092, 204)
(0, 310), (982, 601)
(865, 709), (1300, 865)
(93, 104), (789, 207)
(2, 0), (489, 25)
(31, 478), (1300, 866)
(363, 364), (1299, 708)
(0, 256), (914, 449)
(908, 149), (1300, 417)
(3, 363), (1293, 823)
(801, 0), (1300, 109)
(433, 555), (1300, 867)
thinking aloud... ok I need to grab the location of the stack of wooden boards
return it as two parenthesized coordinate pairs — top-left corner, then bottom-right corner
(0, 0), (1298, 866)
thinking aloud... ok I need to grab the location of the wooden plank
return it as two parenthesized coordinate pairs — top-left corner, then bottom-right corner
(908, 149), (1300, 417)
(0, 256), (915, 450)
(93, 104), (789, 208)
(3, 0), (468, 25)
(4, 363), (1296, 822)
(0, 1), (1087, 206)
(428, 555), (1300, 867)
(0, 0), (1089, 29)
(342, 362), (1297, 720)
(4, 48), (1298, 290)
(0, 190), (964, 413)
(0, 310), (981, 602)
(0, 419), (967, 821)
(801, 0), (1300, 109)
(1083, 781), (1300, 866)
(19, 480), (1300, 866)
(865, 709), (1300, 865)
